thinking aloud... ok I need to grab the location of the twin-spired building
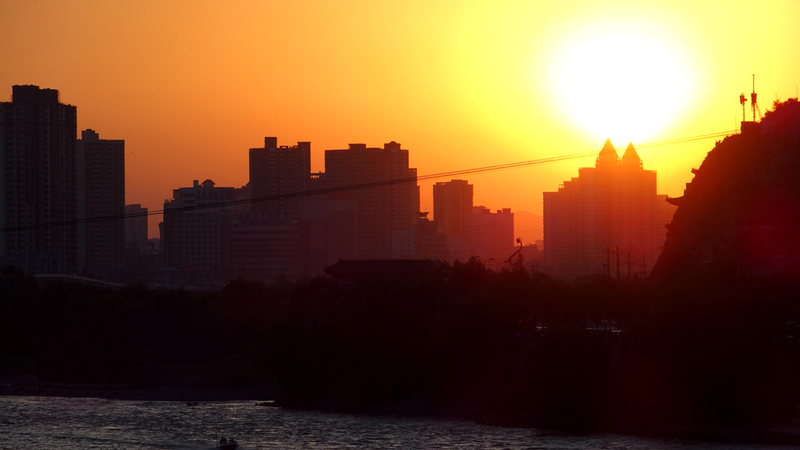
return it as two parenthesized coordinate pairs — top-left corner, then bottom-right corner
(543, 139), (676, 280)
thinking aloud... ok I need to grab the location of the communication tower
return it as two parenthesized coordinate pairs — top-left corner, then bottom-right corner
(740, 74), (763, 134)
(750, 73), (762, 121)
(739, 92), (747, 123)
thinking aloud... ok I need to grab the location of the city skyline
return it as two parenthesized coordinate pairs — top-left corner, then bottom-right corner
(4, 1), (800, 437)
(3, 1), (798, 242)
(0, 84), (533, 284)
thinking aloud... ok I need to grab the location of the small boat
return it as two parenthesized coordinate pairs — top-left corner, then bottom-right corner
(216, 437), (239, 450)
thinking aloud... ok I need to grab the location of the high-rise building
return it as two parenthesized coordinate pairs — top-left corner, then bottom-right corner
(77, 129), (125, 279)
(125, 204), (148, 252)
(124, 204), (159, 284)
(234, 137), (313, 282)
(464, 206), (515, 264)
(162, 179), (236, 285)
(248, 137), (310, 218)
(0, 85), (77, 274)
(415, 214), (449, 261)
(297, 195), (358, 270)
(324, 142), (419, 259)
(543, 139), (676, 280)
(229, 213), (301, 283)
(433, 179), (473, 236)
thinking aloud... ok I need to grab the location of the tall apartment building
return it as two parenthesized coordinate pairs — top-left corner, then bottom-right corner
(415, 214), (449, 261)
(228, 136), (312, 282)
(298, 195), (358, 270)
(464, 206), (515, 264)
(162, 179), (236, 285)
(248, 137), (310, 218)
(77, 129), (125, 279)
(543, 139), (676, 280)
(125, 204), (149, 252)
(0, 85), (77, 274)
(229, 213), (301, 283)
(324, 142), (419, 260)
(433, 179), (473, 236)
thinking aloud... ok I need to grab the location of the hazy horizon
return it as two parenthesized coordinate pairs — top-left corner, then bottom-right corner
(2, 1), (799, 238)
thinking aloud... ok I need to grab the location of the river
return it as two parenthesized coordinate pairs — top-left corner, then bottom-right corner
(0, 396), (790, 449)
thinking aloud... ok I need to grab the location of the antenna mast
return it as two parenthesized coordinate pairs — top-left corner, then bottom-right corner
(751, 73), (762, 121)
(739, 92), (746, 124)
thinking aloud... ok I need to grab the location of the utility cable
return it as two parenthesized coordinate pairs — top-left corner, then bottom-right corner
(0, 129), (736, 234)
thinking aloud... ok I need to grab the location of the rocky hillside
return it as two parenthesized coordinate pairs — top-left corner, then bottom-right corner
(652, 98), (800, 284)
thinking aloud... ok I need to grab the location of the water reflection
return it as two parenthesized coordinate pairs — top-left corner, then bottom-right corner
(0, 396), (785, 449)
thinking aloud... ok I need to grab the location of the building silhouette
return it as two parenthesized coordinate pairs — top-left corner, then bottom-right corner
(543, 139), (676, 280)
(216, 136), (313, 283)
(464, 206), (515, 264)
(297, 195), (358, 270)
(162, 179), (235, 285)
(249, 137), (310, 218)
(433, 179), (473, 236)
(125, 204), (161, 283)
(432, 179), (516, 264)
(415, 212), (449, 261)
(0, 85), (77, 274)
(433, 179), (473, 262)
(323, 142), (419, 259)
(77, 129), (125, 280)
(229, 213), (301, 282)
(125, 204), (148, 253)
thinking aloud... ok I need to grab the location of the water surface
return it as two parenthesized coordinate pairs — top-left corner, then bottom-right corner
(0, 396), (788, 449)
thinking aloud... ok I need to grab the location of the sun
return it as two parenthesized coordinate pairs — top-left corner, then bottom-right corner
(546, 23), (695, 145)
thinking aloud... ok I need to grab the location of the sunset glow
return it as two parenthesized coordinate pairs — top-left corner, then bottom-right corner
(1, 0), (799, 241)
(548, 23), (695, 144)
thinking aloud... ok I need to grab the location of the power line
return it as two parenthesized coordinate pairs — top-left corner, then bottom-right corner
(0, 129), (736, 234)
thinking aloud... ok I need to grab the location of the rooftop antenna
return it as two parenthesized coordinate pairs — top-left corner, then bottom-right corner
(739, 92), (747, 125)
(751, 73), (762, 121)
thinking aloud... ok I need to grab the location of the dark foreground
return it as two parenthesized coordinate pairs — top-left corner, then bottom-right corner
(3, 257), (800, 446)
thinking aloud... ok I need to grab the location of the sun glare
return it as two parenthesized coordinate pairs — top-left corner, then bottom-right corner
(546, 24), (695, 145)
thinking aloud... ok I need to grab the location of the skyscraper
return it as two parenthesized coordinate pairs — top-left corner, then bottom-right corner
(0, 85), (77, 274)
(248, 137), (310, 218)
(433, 179), (473, 236)
(77, 129), (125, 279)
(162, 179), (236, 285)
(543, 139), (675, 280)
(324, 142), (419, 259)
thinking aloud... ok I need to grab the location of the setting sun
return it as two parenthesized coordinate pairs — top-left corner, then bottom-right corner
(1, 0), (798, 238)
(547, 22), (696, 144)
(3, 2), (800, 443)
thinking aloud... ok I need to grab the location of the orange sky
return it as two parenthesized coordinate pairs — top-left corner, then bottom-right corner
(2, 0), (799, 240)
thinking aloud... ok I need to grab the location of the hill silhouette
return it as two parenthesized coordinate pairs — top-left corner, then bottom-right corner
(652, 98), (800, 284)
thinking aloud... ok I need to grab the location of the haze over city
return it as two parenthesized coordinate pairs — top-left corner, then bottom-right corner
(3, 0), (799, 240)
(7, 2), (800, 446)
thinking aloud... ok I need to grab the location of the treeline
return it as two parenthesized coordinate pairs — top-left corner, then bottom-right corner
(1, 262), (799, 435)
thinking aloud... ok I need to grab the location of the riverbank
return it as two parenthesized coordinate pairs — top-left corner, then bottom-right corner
(0, 374), (278, 402)
(431, 400), (800, 447)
